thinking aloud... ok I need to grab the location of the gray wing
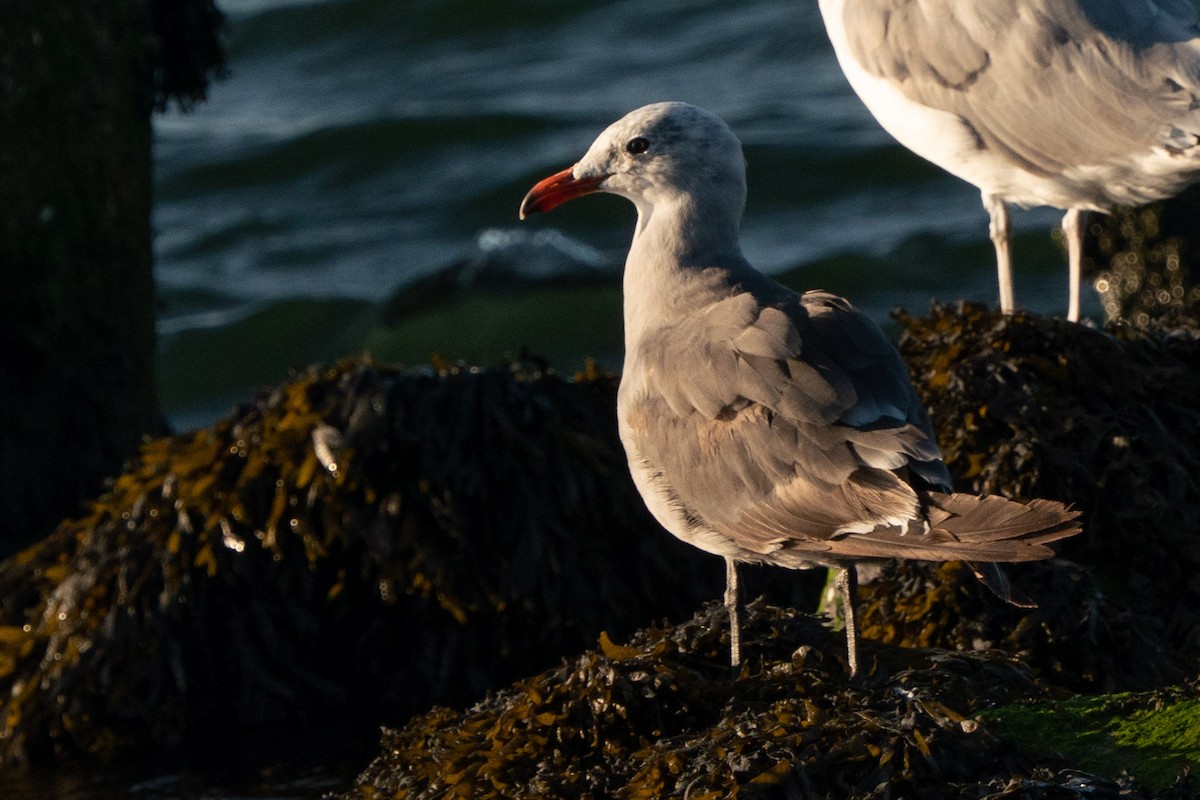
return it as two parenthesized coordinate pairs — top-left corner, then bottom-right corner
(623, 288), (950, 558)
(842, 0), (1200, 181)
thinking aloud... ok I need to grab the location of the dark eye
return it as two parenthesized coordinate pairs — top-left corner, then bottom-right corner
(626, 136), (650, 155)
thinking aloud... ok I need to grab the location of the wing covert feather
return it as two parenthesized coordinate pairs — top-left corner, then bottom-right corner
(622, 287), (950, 550)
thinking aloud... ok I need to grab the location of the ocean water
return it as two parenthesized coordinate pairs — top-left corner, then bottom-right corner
(152, 0), (1088, 430)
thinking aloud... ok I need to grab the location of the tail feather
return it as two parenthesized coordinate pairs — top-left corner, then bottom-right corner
(926, 493), (1082, 549)
(824, 492), (1082, 563)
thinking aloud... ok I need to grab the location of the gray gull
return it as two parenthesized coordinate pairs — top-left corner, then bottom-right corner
(520, 101), (1082, 675)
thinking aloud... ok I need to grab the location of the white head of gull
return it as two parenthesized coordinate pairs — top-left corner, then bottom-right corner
(520, 101), (1081, 676)
(818, 0), (1200, 322)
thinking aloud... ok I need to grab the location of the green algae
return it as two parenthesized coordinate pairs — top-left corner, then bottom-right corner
(983, 690), (1200, 791)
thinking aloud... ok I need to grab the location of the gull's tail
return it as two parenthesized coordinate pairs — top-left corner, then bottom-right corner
(826, 492), (1082, 564)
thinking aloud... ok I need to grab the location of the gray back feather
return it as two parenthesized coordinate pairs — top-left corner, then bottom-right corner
(624, 278), (953, 553)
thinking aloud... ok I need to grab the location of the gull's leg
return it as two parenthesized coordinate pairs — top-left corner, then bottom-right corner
(1063, 207), (1084, 322)
(836, 567), (859, 678)
(984, 193), (1014, 314)
(724, 556), (741, 669)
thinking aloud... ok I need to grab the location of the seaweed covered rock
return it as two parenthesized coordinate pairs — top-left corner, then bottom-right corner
(342, 602), (1198, 800)
(0, 357), (725, 765)
(854, 303), (1200, 691)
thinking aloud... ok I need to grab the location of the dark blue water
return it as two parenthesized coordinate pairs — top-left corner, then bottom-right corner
(153, 0), (1084, 430)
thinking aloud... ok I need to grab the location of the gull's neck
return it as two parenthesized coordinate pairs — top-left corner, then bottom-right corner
(622, 191), (748, 345)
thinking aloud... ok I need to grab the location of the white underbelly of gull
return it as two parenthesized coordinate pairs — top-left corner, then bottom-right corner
(817, 0), (1200, 321)
(519, 101), (1082, 676)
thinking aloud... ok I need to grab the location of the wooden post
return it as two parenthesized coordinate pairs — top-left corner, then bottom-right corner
(0, 0), (160, 553)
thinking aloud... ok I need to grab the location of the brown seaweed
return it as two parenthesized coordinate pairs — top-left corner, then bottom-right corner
(852, 302), (1200, 691)
(0, 358), (722, 764)
(342, 601), (1198, 800)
